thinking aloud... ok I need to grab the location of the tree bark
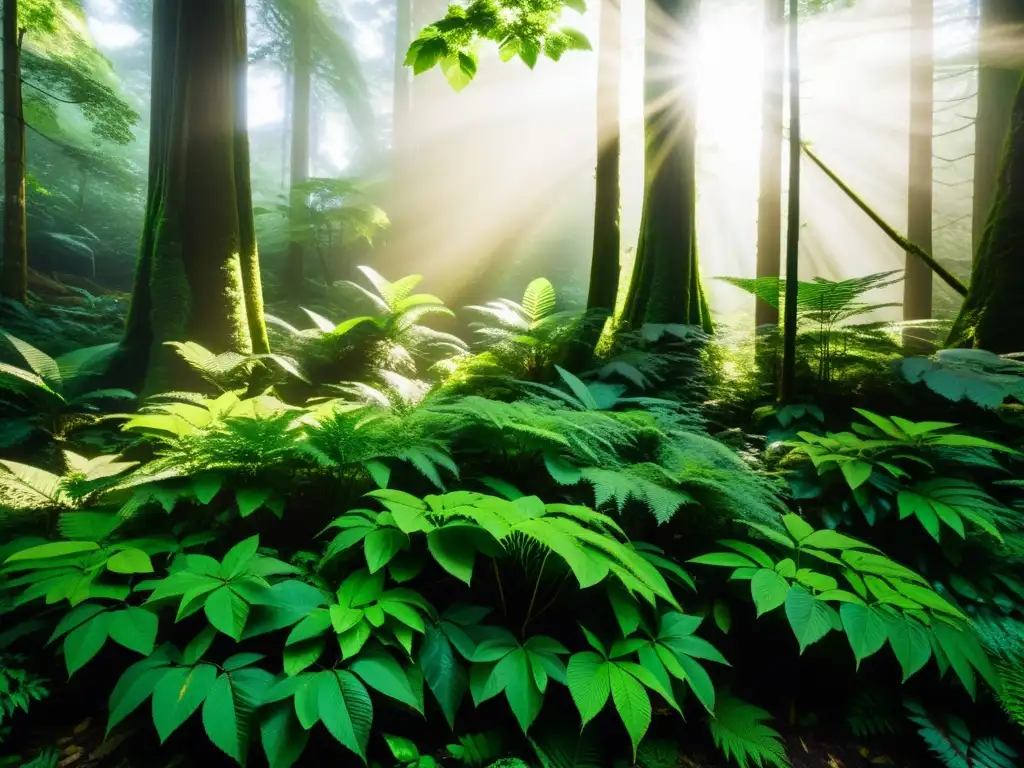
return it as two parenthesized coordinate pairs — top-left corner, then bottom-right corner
(904, 0), (933, 328)
(779, 0), (801, 402)
(120, 0), (270, 393)
(283, 0), (313, 299)
(2, 0), (27, 305)
(586, 0), (622, 315)
(621, 0), (710, 331)
(947, 75), (1024, 353)
(973, 0), (1024, 252)
(755, 0), (784, 328)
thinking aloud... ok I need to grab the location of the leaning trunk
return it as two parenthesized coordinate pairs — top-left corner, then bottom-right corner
(621, 0), (710, 331)
(2, 0), (27, 304)
(947, 75), (1024, 353)
(585, 0), (622, 316)
(283, 1), (313, 299)
(904, 0), (933, 329)
(120, 0), (270, 393)
(755, 0), (784, 328)
(972, 0), (1024, 251)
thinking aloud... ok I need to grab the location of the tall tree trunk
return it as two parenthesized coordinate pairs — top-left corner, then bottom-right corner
(585, 0), (621, 315)
(283, 1), (312, 299)
(948, 74), (1024, 352)
(755, 0), (784, 328)
(120, 0), (269, 393)
(779, 0), (801, 402)
(621, 0), (710, 331)
(973, 0), (1024, 252)
(2, 0), (27, 305)
(904, 0), (934, 329)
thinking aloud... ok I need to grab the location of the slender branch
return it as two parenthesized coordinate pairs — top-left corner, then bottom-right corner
(934, 177), (973, 187)
(935, 91), (977, 102)
(21, 78), (87, 104)
(933, 121), (974, 138)
(934, 214), (970, 232)
(800, 143), (968, 297)
(492, 560), (507, 618)
(521, 552), (550, 637)
(933, 152), (974, 163)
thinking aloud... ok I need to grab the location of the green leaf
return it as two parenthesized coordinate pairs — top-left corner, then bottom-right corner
(65, 614), (109, 676)
(608, 665), (650, 759)
(152, 664), (218, 743)
(840, 460), (873, 490)
(608, 582), (642, 636)
(202, 668), (275, 765)
(107, 548), (154, 574)
(784, 585), (834, 653)
(6, 541), (99, 563)
(427, 527), (477, 585)
(782, 515), (815, 542)
(713, 601), (732, 634)
(350, 649), (422, 712)
(364, 528), (408, 573)
(567, 652), (610, 726)
(800, 529), (872, 551)
(107, 662), (170, 734)
(205, 587), (250, 641)
(261, 700), (309, 768)
(441, 52), (477, 92)
(107, 607), (158, 656)
(384, 734), (421, 763)
(219, 536), (260, 580)
(884, 614), (932, 682)
(317, 670), (373, 760)
(751, 569), (790, 617)
(718, 540), (774, 568)
(560, 27), (592, 51)
(839, 603), (886, 668)
(284, 637), (325, 676)
(420, 626), (466, 729)
(237, 488), (272, 518)
(688, 552), (757, 568)
(183, 626), (218, 665)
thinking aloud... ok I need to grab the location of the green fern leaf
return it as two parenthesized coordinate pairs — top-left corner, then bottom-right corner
(709, 694), (790, 768)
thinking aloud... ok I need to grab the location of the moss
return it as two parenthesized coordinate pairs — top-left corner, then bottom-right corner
(118, 0), (269, 393)
(947, 76), (1024, 353)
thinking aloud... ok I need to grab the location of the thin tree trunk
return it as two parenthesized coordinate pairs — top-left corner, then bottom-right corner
(283, 1), (312, 300)
(622, 0), (710, 331)
(2, 0), (27, 304)
(756, 0), (784, 328)
(904, 0), (934, 330)
(120, 0), (269, 393)
(973, 0), (1024, 252)
(780, 0), (801, 403)
(586, 0), (622, 316)
(281, 66), (292, 190)
(948, 74), (1024, 352)
(393, 0), (413, 162)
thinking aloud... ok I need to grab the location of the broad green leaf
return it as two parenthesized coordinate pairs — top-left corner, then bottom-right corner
(317, 670), (373, 760)
(107, 663), (170, 734)
(884, 614), (932, 682)
(800, 529), (872, 551)
(567, 652), (610, 726)
(501, 652), (544, 732)
(261, 700), (309, 768)
(784, 585), (834, 653)
(350, 649), (422, 712)
(284, 638), (325, 676)
(688, 552), (757, 568)
(608, 582), (642, 636)
(419, 627), (466, 729)
(152, 664), (218, 742)
(6, 541), (99, 563)
(427, 527), (477, 585)
(202, 668), (275, 764)
(840, 460), (873, 490)
(364, 528), (408, 573)
(384, 734), (421, 763)
(107, 548), (154, 574)
(782, 515), (815, 542)
(205, 587), (250, 640)
(608, 665), (650, 759)
(839, 603), (886, 668)
(674, 653), (716, 713)
(65, 614), (109, 676)
(751, 569), (790, 617)
(219, 536), (260, 580)
(717, 539), (774, 568)
(107, 607), (158, 656)
(237, 488), (272, 518)
(183, 626), (218, 665)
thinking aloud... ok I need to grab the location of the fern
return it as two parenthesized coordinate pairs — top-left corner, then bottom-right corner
(708, 694), (790, 768)
(994, 659), (1024, 732)
(905, 701), (1018, 768)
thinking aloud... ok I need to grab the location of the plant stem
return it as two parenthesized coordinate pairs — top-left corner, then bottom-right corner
(521, 552), (550, 637)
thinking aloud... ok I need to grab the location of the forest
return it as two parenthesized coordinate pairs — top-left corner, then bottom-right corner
(0, 0), (1023, 766)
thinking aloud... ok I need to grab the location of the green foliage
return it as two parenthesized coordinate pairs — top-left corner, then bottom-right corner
(0, 333), (135, 441)
(901, 348), (1024, 410)
(708, 694), (790, 768)
(405, 0), (590, 90)
(0, 654), (49, 743)
(905, 700), (1019, 768)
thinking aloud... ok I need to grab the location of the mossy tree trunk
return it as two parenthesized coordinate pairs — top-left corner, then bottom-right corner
(283, 0), (312, 299)
(621, 0), (711, 331)
(586, 0), (622, 316)
(2, 0), (27, 305)
(120, 0), (270, 393)
(947, 75), (1024, 352)
(755, 0), (784, 329)
(973, 0), (1024, 252)
(904, 0), (933, 328)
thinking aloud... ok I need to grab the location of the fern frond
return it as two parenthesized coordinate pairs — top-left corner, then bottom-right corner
(708, 694), (790, 768)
